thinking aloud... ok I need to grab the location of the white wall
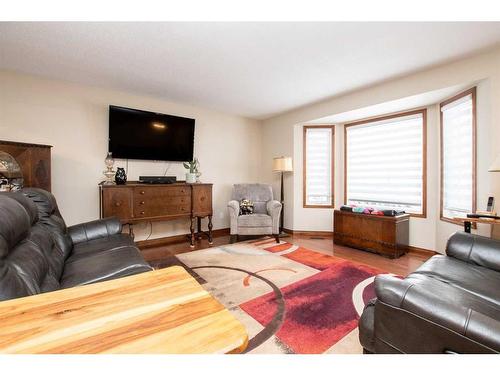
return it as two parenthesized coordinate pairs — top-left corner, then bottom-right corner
(262, 47), (500, 253)
(0, 71), (263, 240)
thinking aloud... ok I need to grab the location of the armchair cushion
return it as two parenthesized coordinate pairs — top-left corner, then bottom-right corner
(232, 184), (273, 214)
(68, 217), (122, 245)
(237, 214), (272, 227)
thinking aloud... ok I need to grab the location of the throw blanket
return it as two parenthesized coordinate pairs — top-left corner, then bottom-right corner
(340, 205), (405, 217)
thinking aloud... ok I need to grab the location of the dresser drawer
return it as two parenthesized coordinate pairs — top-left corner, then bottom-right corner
(134, 202), (191, 218)
(101, 187), (133, 220)
(133, 186), (190, 199)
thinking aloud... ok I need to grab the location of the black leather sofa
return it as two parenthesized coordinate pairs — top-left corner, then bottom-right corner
(0, 188), (152, 302)
(359, 231), (500, 353)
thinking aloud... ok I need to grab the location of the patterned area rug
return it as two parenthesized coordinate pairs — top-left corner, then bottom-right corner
(150, 237), (388, 354)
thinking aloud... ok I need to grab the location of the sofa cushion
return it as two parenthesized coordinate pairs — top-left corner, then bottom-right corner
(61, 246), (153, 289)
(237, 213), (272, 227)
(69, 234), (135, 261)
(0, 193), (61, 300)
(22, 188), (73, 260)
(412, 255), (500, 309)
(446, 231), (500, 272)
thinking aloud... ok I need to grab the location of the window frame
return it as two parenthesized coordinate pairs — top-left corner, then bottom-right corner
(439, 87), (477, 225)
(303, 125), (335, 209)
(343, 108), (428, 218)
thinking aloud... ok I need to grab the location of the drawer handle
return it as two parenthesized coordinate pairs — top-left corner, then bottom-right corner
(140, 201), (145, 205)
(115, 202), (121, 207)
(140, 211), (145, 215)
(140, 191), (145, 195)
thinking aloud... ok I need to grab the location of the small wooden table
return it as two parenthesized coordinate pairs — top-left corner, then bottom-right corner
(0, 267), (248, 354)
(454, 217), (500, 234)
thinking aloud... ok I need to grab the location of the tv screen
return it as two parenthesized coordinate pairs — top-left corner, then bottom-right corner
(108, 105), (195, 162)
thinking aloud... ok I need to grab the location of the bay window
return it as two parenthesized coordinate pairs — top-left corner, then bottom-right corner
(344, 109), (427, 216)
(440, 88), (476, 222)
(303, 125), (334, 207)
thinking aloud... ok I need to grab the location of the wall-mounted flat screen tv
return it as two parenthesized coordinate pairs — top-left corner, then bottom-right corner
(108, 105), (195, 162)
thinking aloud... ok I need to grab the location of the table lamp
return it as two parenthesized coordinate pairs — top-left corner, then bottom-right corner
(273, 156), (293, 236)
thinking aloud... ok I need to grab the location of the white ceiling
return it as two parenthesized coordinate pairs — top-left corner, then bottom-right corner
(1, 22), (500, 120)
(307, 83), (472, 124)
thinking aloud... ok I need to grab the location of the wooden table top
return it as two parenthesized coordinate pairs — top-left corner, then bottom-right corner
(0, 266), (248, 354)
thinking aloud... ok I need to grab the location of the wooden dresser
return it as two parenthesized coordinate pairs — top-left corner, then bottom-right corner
(333, 210), (410, 258)
(0, 140), (52, 191)
(100, 182), (213, 247)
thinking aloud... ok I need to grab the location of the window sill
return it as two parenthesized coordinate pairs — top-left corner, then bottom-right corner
(303, 205), (335, 209)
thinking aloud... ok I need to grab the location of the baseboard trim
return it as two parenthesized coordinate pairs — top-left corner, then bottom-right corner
(405, 245), (437, 256)
(282, 228), (334, 237)
(136, 228), (230, 249)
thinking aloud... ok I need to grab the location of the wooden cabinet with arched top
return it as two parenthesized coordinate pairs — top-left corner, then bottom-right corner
(0, 140), (52, 191)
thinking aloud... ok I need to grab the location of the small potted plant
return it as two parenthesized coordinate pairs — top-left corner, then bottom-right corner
(183, 158), (199, 183)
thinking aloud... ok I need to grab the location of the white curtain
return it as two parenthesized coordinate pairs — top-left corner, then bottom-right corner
(305, 127), (333, 206)
(345, 113), (424, 214)
(442, 94), (474, 219)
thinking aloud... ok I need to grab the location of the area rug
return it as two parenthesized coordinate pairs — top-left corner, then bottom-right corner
(150, 238), (388, 354)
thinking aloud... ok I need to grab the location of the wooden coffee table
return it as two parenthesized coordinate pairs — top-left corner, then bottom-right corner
(0, 266), (248, 354)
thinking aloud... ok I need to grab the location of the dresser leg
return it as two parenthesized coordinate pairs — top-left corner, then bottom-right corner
(190, 217), (195, 248)
(208, 215), (213, 245)
(197, 217), (202, 240)
(129, 223), (135, 240)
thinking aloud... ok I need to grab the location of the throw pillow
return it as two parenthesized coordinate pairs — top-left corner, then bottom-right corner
(239, 199), (254, 215)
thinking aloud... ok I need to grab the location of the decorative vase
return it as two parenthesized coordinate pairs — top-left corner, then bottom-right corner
(115, 167), (127, 185)
(102, 152), (116, 185)
(186, 172), (197, 183)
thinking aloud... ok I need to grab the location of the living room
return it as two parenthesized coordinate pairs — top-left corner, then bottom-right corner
(1, 1), (499, 372)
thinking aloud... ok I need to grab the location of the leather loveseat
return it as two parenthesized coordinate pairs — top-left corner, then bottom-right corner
(359, 231), (500, 353)
(0, 188), (152, 302)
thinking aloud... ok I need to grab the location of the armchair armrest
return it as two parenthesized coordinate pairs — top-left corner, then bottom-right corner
(68, 217), (123, 245)
(446, 231), (500, 272)
(266, 200), (282, 235)
(227, 200), (240, 235)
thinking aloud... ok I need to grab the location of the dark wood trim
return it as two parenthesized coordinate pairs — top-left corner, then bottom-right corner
(439, 87), (477, 227)
(405, 245), (438, 257)
(343, 108), (427, 218)
(283, 228), (333, 237)
(303, 125), (335, 209)
(0, 140), (52, 148)
(136, 228), (229, 249)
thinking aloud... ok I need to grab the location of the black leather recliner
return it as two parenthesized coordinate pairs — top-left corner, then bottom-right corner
(359, 231), (500, 353)
(0, 188), (153, 302)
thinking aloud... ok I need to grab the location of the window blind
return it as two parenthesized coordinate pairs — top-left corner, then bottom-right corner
(441, 93), (474, 219)
(304, 127), (333, 206)
(345, 112), (425, 214)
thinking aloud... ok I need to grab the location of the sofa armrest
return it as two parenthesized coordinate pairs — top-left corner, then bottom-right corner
(446, 231), (500, 272)
(374, 274), (500, 352)
(227, 200), (240, 235)
(68, 217), (123, 245)
(266, 200), (282, 234)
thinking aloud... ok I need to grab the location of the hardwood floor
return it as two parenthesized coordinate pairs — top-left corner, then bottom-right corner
(140, 232), (433, 276)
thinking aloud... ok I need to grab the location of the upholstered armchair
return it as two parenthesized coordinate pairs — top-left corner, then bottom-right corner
(227, 183), (282, 243)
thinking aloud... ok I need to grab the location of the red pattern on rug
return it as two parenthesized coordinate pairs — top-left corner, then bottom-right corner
(240, 242), (386, 354)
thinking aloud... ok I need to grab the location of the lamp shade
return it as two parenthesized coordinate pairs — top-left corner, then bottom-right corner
(488, 153), (500, 172)
(273, 156), (293, 172)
